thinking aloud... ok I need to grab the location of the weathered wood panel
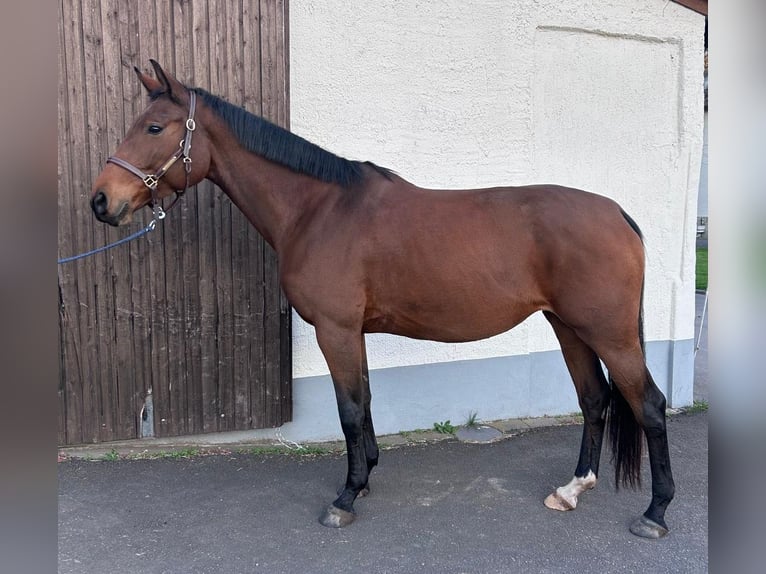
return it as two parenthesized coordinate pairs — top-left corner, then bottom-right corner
(58, 0), (292, 445)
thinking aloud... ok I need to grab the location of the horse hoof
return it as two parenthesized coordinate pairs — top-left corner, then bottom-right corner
(629, 515), (669, 539)
(544, 491), (575, 511)
(318, 505), (356, 528)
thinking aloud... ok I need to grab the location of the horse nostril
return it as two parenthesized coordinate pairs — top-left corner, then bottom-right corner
(91, 190), (108, 215)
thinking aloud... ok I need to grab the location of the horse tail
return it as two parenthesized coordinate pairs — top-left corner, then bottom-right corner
(607, 375), (644, 489)
(607, 209), (646, 489)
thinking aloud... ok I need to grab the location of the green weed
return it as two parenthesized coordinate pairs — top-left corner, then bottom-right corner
(686, 400), (709, 414)
(433, 420), (456, 434)
(239, 445), (334, 456)
(102, 449), (119, 461)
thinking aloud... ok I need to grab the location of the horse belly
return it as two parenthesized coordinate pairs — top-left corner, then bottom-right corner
(364, 278), (542, 343)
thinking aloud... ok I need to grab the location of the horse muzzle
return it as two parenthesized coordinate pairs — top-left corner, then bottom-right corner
(91, 190), (129, 226)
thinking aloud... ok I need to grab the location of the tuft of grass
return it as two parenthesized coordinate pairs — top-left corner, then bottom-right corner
(466, 411), (479, 428)
(111, 448), (201, 461)
(696, 247), (708, 291)
(97, 445), (335, 461)
(162, 448), (199, 459)
(686, 400), (709, 414)
(238, 445), (334, 457)
(433, 420), (456, 434)
(102, 449), (120, 462)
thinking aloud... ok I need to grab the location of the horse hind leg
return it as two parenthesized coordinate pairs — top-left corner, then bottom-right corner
(596, 343), (675, 539)
(543, 312), (610, 512)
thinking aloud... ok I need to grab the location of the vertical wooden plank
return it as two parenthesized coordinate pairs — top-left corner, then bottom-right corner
(69, 0), (104, 444)
(57, 0), (69, 447)
(156, 0), (189, 437)
(214, 0), (239, 431)
(260, 0), (289, 426)
(206, 0), (222, 434)
(190, 0), (218, 436)
(275, 0), (288, 128)
(276, 0), (293, 423)
(242, 0), (267, 428)
(60, 0), (82, 445)
(101, 0), (140, 441)
(84, 0), (124, 443)
(120, 0), (153, 437)
(59, 0), (83, 445)
(260, 0), (275, 426)
(180, 6), (202, 438)
(242, 0), (263, 116)
(260, 0), (276, 123)
(134, 0), (173, 439)
(58, 281), (68, 446)
(230, 0), (252, 430)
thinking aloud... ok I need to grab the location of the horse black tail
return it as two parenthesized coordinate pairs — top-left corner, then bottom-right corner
(607, 375), (644, 490)
(607, 209), (646, 489)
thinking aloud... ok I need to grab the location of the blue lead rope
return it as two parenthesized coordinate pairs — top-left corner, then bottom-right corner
(57, 220), (158, 264)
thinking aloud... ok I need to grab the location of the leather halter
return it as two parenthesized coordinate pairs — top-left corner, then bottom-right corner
(106, 91), (197, 221)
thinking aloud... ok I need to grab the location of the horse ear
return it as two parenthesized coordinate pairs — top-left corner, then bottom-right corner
(149, 59), (187, 100)
(134, 66), (162, 94)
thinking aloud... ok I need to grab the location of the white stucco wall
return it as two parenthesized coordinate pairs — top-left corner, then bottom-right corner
(284, 0), (704, 434)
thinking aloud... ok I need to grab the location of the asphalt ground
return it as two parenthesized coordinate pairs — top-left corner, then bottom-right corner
(58, 412), (707, 574)
(58, 294), (708, 573)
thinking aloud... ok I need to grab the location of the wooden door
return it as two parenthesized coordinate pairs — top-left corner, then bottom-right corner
(58, 0), (292, 445)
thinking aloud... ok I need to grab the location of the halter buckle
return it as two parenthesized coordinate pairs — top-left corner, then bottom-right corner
(186, 118), (196, 131)
(143, 174), (159, 189)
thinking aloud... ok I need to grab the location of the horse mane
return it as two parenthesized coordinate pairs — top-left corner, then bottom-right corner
(187, 87), (394, 188)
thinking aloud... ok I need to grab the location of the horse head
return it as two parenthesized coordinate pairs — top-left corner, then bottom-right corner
(91, 60), (210, 226)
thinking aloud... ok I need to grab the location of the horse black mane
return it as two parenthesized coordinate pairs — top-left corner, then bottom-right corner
(182, 87), (394, 187)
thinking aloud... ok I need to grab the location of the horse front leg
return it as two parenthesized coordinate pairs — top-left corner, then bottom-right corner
(315, 322), (371, 528)
(361, 336), (379, 489)
(336, 354), (376, 499)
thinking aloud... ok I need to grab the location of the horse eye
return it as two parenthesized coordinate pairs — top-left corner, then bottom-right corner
(147, 124), (163, 135)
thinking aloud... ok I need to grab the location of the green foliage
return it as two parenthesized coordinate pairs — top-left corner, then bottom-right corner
(433, 420), (456, 434)
(163, 448), (199, 459)
(696, 248), (708, 291)
(686, 401), (709, 414)
(102, 449), (119, 461)
(239, 445), (333, 456)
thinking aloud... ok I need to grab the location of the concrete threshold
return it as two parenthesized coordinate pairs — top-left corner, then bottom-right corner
(58, 408), (698, 461)
(59, 413), (587, 461)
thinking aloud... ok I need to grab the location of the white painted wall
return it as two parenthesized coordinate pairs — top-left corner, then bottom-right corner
(287, 1), (704, 423)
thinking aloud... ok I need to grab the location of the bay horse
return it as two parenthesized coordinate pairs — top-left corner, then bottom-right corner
(91, 60), (674, 538)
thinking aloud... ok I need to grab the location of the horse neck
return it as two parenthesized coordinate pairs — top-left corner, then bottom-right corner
(206, 137), (335, 256)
